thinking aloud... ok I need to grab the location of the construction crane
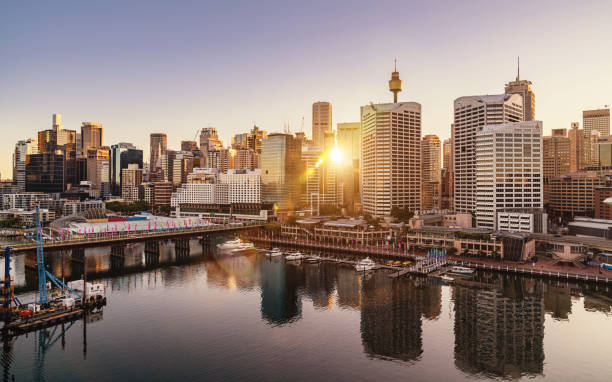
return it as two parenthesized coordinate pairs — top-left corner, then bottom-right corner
(35, 207), (81, 306)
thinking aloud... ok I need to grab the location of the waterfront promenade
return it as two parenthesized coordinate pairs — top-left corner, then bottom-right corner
(246, 232), (612, 284)
(7, 222), (262, 253)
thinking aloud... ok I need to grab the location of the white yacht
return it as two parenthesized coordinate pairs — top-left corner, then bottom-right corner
(285, 252), (305, 261)
(217, 239), (242, 249)
(440, 275), (454, 283)
(355, 257), (376, 272)
(230, 242), (255, 252)
(448, 266), (475, 275)
(266, 248), (283, 257)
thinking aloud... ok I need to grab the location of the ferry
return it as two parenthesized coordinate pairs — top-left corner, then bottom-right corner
(448, 266), (475, 275)
(601, 263), (612, 270)
(266, 248), (283, 257)
(285, 252), (305, 261)
(355, 257), (376, 271)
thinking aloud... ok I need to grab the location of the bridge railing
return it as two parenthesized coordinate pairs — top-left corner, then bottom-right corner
(7, 222), (263, 251)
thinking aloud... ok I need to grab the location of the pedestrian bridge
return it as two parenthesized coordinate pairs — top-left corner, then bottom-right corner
(7, 222), (262, 253)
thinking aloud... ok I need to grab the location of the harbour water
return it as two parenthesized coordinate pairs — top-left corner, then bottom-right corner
(3, 236), (611, 381)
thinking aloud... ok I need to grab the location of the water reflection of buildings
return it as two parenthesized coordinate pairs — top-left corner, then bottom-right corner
(453, 277), (545, 378)
(260, 259), (304, 325)
(335, 266), (361, 310)
(303, 263), (335, 309)
(360, 273), (424, 362)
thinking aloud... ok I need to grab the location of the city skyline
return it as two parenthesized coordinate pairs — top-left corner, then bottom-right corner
(2, 1), (612, 178)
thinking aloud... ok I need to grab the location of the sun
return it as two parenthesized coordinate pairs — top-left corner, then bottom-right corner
(329, 146), (344, 164)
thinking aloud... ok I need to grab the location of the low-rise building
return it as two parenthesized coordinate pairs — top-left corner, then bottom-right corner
(567, 216), (612, 239)
(408, 211), (472, 229)
(0, 208), (55, 227)
(62, 199), (105, 216)
(497, 211), (547, 233)
(280, 218), (391, 244)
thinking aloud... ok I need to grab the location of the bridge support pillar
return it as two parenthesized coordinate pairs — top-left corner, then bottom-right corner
(174, 238), (190, 260)
(144, 241), (160, 266)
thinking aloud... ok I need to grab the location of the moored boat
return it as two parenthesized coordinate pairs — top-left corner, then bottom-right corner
(355, 257), (376, 271)
(448, 266), (475, 275)
(285, 252), (305, 261)
(266, 248), (283, 257)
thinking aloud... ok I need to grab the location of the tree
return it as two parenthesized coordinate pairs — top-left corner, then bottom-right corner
(390, 206), (414, 222)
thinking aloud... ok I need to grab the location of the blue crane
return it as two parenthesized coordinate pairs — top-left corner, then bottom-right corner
(36, 206), (48, 305)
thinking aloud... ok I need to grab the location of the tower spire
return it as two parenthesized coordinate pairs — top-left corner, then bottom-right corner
(517, 56), (520, 81)
(389, 60), (402, 103)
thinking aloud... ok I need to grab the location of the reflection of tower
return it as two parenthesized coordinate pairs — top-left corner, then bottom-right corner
(360, 274), (423, 362)
(543, 284), (572, 319)
(304, 263), (335, 309)
(388, 60), (402, 103)
(335, 266), (361, 309)
(420, 281), (442, 320)
(260, 259), (304, 325)
(453, 279), (545, 378)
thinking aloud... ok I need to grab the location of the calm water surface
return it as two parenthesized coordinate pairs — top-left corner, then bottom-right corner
(3, 236), (611, 381)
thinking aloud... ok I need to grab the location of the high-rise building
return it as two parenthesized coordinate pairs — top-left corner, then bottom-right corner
(86, 147), (110, 196)
(568, 122), (585, 172)
(13, 138), (38, 192)
(149, 133), (167, 177)
(594, 135), (612, 168)
(261, 133), (302, 210)
(583, 108), (610, 138)
(543, 129), (570, 205)
(548, 172), (606, 217)
(453, 94), (523, 213)
(38, 129), (57, 153)
(232, 125), (267, 153)
(161, 149), (177, 184)
(475, 121), (543, 230)
(79, 122), (103, 157)
(312, 102), (332, 148)
(181, 140), (198, 152)
(301, 145), (323, 211)
(337, 122), (361, 213)
(504, 58), (535, 120)
(233, 149), (259, 170)
(110, 142), (143, 196)
(121, 163), (143, 199)
(25, 152), (65, 193)
(442, 138), (453, 171)
(207, 148), (232, 172)
(361, 100), (421, 217)
(421, 135), (441, 210)
(440, 137), (454, 210)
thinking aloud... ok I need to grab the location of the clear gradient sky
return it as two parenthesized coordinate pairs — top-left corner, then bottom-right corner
(2, 0), (611, 179)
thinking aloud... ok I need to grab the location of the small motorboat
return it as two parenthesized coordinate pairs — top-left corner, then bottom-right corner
(355, 257), (376, 271)
(266, 248), (283, 257)
(285, 252), (305, 261)
(448, 266), (475, 275)
(440, 275), (454, 283)
(217, 239), (242, 249)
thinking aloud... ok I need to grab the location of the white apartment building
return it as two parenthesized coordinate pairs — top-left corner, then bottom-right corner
(171, 169), (261, 207)
(475, 120), (543, 231)
(453, 94), (524, 214)
(361, 102), (421, 217)
(497, 211), (547, 233)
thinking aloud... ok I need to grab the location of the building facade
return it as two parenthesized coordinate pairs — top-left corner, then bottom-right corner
(361, 102), (421, 217)
(261, 133), (302, 211)
(453, 94), (524, 214)
(149, 133), (167, 178)
(312, 102), (332, 148)
(475, 121), (543, 230)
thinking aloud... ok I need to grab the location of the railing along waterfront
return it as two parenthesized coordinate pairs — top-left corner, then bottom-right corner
(8, 222), (262, 252)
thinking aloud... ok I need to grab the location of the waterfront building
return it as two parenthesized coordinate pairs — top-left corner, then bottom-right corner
(504, 59), (535, 120)
(261, 133), (302, 211)
(475, 121), (543, 231)
(62, 199), (105, 216)
(149, 133), (167, 179)
(547, 172), (608, 217)
(408, 211), (472, 229)
(361, 99), (421, 217)
(110, 142), (143, 196)
(0, 208), (55, 227)
(337, 122), (361, 214)
(583, 108), (610, 139)
(567, 216), (612, 240)
(453, 94), (524, 214)
(312, 102), (332, 148)
(421, 135), (441, 210)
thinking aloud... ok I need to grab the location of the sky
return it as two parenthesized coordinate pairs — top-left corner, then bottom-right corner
(2, 0), (612, 179)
